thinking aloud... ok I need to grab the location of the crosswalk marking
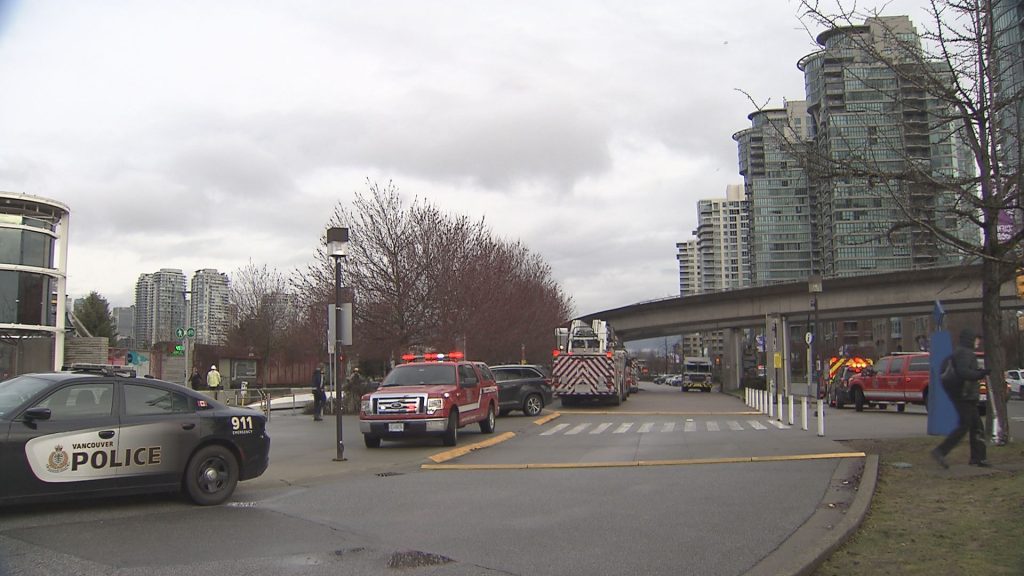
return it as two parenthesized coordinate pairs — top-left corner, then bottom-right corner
(541, 423), (571, 436)
(565, 423), (591, 435)
(538, 418), (797, 436)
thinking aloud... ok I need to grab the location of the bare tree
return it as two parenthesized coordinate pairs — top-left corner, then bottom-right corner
(783, 1), (1023, 443)
(294, 179), (573, 372)
(227, 261), (303, 382)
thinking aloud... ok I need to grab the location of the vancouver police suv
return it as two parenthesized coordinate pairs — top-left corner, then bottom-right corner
(0, 365), (270, 506)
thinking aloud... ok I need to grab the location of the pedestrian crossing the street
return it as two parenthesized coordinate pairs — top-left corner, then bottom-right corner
(538, 418), (790, 436)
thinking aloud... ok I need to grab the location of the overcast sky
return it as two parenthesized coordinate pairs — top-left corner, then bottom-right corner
(0, 0), (931, 315)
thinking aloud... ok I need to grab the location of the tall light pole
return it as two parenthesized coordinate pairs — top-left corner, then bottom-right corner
(327, 227), (349, 462)
(809, 274), (823, 399)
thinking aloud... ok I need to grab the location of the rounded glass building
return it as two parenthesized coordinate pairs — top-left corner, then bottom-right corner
(0, 192), (70, 375)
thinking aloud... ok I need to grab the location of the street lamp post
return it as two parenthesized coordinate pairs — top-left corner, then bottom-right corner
(327, 227), (349, 462)
(809, 274), (823, 399)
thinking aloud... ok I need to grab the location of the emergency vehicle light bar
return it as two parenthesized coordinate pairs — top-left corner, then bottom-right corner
(401, 351), (465, 363)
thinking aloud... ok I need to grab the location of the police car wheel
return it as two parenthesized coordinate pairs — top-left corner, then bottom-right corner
(364, 434), (381, 448)
(184, 445), (239, 506)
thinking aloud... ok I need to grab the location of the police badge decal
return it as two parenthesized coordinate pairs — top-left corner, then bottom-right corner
(47, 445), (70, 473)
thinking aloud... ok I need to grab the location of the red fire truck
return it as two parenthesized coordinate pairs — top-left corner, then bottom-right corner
(551, 319), (629, 406)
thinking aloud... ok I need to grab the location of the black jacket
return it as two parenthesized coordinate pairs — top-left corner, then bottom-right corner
(951, 329), (987, 401)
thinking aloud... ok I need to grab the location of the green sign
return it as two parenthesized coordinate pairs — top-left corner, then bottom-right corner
(186, 327), (195, 338)
(175, 328), (185, 339)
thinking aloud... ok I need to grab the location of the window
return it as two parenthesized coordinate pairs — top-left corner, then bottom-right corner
(458, 365), (478, 386)
(35, 383), (114, 419)
(125, 384), (192, 416)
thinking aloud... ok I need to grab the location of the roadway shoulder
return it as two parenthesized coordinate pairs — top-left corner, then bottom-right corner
(743, 454), (878, 576)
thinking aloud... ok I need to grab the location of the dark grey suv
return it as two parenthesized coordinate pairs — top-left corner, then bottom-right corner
(490, 365), (553, 417)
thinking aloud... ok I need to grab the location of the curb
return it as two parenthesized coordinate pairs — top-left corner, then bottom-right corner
(744, 454), (879, 576)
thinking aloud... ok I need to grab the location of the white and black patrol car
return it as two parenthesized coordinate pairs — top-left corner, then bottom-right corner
(0, 365), (270, 506)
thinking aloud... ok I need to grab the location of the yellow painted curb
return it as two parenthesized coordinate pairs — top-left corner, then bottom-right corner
(421, 451), (866, 471)
(533, 412), (561, 425)
(427, 432), (516, 463)
(555, 410), (762, 416)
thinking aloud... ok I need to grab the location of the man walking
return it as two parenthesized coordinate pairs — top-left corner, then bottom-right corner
(932, 329), (991, 468)
(311, 367), (326, 421)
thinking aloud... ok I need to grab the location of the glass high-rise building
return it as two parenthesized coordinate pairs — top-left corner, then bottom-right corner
(798, 16), (974, 277)
(190, 269), (230, 345)
(134, 269), (186, 348)
(733, 101), (815, 286)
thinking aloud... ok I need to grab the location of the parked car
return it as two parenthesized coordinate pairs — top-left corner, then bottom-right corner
(665, 374), (682, 387)
(1005, 369), (1024, 399)
(489, 364), (554, 417)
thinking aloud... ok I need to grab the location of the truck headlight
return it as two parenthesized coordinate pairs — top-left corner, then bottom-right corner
(426, 398), (444, 413)
(361, 400), (372, 414)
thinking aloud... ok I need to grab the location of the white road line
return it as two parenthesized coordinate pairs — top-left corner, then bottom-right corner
(727, 421), (743, 431)
(590, 423), (613, 434)
(747, 420), (768, 430)
(565, 423), (591, 435)
(661, 422), (676, 433)
(706, 421), (720, 432)
(637, 422), (654, 434)
(684, 421), (697, 433)
(541, 423), (571, 436)
(769, 420), (790, 429)
(614, 423), (634, 434)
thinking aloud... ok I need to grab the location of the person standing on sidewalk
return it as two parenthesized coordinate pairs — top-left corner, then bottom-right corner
(207, 365), (222, 401)
(932, 329), (991, 468)
(311, 367), (326, 421)
(188, 368), (203, 390)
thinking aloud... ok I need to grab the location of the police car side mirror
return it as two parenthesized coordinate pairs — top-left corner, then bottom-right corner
(23, 407), (51, 422)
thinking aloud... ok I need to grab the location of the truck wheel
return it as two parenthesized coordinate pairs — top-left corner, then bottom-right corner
(184, 445), (239, 506)
(611, 390), (622, 406)
(854, 388), (865, 412)
(443, 411), (459, 446)
(702, 387), (712, 393)
(364, 434), (381, 448)
(897, 404), (906, 413)
(523, 393), (544, 417)
(479, 405), (496, 433)
(877, 403), (887, 410)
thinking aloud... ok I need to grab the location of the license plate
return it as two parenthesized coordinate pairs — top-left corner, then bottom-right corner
(388, 423), (404, 432)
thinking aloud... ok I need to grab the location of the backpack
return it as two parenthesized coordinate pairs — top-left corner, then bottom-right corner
(940, 355), (962, 399)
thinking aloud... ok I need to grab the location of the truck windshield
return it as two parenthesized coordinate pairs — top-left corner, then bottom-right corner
(684, 362), (711, 373)
(382, 365), (457, 387)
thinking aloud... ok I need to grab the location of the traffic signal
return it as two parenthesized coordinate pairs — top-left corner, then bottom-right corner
(172, 344), (185, 357)
(1016, 268), (1024, 299)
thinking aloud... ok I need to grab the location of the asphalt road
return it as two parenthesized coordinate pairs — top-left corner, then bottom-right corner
(1, 383), (1016, 576)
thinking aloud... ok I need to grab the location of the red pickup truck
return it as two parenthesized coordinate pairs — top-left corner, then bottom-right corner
(358, 353), (499, 447)
(842, 352), (999, 413)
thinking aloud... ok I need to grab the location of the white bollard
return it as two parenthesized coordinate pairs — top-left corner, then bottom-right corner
(801, 396), (808, 431)
(777, 394), (783, 421)
(788, 395), (794, 425)
(768, 391), (774, 418)
(817, 399), (825, 437)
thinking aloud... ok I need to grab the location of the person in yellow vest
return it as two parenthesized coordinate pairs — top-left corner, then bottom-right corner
(207, 364), (222, 400)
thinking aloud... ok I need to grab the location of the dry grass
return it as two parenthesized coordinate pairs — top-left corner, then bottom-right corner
(813, 437), (1024, 575)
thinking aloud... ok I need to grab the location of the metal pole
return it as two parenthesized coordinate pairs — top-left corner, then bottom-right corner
(333, 254), (346, 462)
